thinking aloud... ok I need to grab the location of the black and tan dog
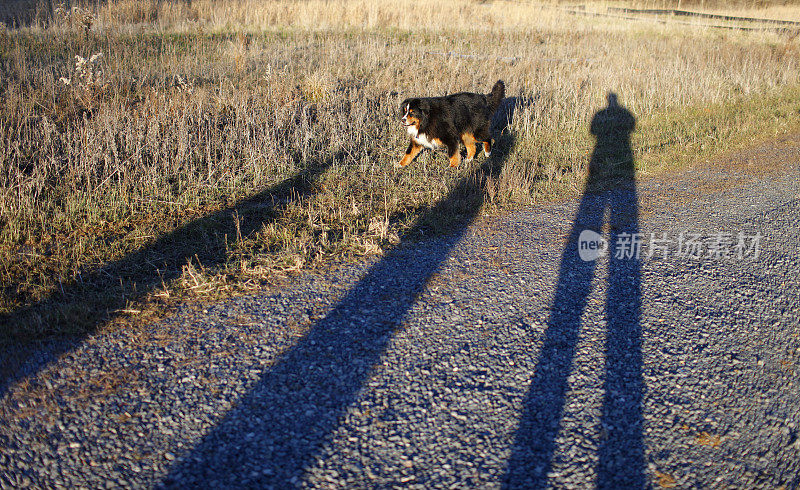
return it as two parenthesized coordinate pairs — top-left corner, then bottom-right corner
(397, 80), (505, 168)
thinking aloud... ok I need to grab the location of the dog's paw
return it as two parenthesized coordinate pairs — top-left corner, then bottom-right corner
(484, 140), (493, 157)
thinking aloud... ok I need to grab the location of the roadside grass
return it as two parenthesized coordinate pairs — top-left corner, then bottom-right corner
(635, 84), (800, 176)
(2, 0), (800, 341)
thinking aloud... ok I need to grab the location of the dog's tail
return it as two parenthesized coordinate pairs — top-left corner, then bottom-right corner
(488, 79), (505, 113)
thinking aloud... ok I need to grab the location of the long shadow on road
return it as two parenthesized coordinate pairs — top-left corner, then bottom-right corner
(0, 153), (339, 399)
(504, 93), (645, 488)
(162, 99), (517, 487)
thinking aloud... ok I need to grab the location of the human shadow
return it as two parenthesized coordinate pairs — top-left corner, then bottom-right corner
(162, 99), (517, 487)
(0, 154), (339, 399)
(503, 93), (644, 488)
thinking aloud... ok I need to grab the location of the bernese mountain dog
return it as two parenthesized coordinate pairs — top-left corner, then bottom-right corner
(397, 80), (505, 168)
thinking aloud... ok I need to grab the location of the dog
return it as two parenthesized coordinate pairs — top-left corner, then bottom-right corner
(397, 80), (505, 168)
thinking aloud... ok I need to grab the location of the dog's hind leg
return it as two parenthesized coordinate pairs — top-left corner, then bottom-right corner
(447, 144), (461, 168)
(475, 126), (492, 157)
(461, 133), (478, 163)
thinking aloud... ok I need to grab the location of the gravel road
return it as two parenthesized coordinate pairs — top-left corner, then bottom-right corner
(1, 131), (799, 489)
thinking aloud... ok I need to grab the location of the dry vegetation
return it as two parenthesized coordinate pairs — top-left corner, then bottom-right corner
(2, 0), (800, 340)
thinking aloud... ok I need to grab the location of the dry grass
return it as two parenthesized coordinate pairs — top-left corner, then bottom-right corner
(2, 0), (800, 340)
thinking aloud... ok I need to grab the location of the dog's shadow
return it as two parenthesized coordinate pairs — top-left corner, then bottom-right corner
(492, 96), (520, 135)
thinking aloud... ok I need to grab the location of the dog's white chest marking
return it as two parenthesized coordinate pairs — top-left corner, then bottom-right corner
(406, 125), (438, 150)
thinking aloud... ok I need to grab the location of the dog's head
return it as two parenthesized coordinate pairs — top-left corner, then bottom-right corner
(400, 98), (430, 131)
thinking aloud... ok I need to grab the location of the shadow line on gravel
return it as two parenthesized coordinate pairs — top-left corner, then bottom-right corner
(161, 98), (517, 487)
(503, 92), (645, 488)
(0, 153), (340, 400)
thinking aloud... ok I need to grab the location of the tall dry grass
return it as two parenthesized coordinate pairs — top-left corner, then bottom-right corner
(2, 0), (800, 337)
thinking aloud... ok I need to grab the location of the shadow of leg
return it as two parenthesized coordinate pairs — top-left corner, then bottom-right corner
(503, 192), (606, 489)
(597, 187), (645, 488)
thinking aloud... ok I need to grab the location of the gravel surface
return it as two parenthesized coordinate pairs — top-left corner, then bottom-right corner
(1, 133), (799, 489)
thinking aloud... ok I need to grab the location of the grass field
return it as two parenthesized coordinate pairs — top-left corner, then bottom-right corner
(2, 0), (800, 340)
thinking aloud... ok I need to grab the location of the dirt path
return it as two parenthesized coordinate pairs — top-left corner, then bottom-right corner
(1, 133), (799, 489)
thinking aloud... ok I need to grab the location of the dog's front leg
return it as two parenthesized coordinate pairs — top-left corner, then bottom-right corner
(396, 139), (422, 168)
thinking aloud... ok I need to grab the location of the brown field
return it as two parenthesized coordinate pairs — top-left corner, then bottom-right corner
(2, 0), (800, 339)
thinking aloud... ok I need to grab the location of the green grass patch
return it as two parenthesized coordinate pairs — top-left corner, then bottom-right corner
(635, 84), (800, 175)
